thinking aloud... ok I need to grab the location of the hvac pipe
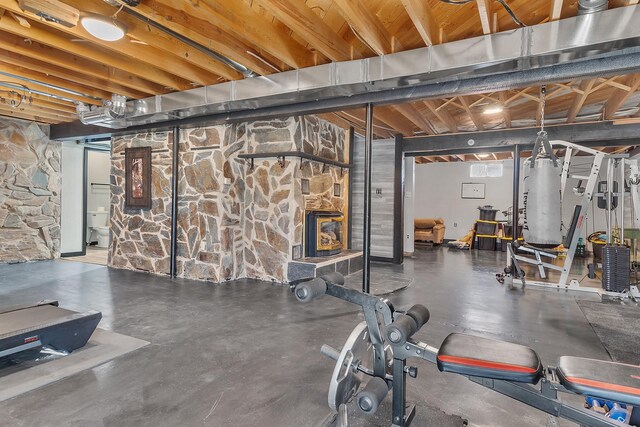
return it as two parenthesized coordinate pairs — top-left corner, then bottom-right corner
(114, 50), (640, 136)
(363, 104), (373, 294)
(170, 126), (180, 278)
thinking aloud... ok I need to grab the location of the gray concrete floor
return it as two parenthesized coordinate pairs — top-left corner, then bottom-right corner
(0, 248), (608, 426)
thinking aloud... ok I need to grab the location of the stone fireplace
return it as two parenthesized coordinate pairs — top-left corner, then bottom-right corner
(109, 115), (350, 284)
(305, 211), (344, 257)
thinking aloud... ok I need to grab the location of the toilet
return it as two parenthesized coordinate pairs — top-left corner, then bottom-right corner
(87, 208), (110, 248)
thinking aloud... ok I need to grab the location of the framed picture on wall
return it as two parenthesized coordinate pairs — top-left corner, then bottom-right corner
(125, 147), (152, 209)
(461, 182), (485, 199)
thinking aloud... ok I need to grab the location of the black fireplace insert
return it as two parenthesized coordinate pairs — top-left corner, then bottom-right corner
(305, 211), (344, 257)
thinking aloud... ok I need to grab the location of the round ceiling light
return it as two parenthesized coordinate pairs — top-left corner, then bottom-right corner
(81, 16), (126, 42)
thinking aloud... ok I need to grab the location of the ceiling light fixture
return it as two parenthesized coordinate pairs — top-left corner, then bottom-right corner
(477, 153), (491, 158)
(483, 105), (504, 115)
(81, 15), (126, 42)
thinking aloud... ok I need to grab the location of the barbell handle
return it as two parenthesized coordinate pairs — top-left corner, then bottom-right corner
(321, 344), (341, 361)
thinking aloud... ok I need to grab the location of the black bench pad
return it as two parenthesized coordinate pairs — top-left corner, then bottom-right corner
(437, 333), (543, 383)
(557, 356), (640, 406)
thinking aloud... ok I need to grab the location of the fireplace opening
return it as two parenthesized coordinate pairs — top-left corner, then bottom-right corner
(305, 211), (344, 257)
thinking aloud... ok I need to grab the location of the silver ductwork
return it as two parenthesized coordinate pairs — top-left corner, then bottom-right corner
(78, 94), (127, 128)
(80, 7), (639, 130)
(578, 0), (608, 15)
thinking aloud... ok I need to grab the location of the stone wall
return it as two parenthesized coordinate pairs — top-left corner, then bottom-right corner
(108, 115), (346, 283)
(109, 131), (174, 273)
(0, 119), (60, 263)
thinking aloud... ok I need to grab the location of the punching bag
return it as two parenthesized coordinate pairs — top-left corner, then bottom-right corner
(522, 155), (562, 248)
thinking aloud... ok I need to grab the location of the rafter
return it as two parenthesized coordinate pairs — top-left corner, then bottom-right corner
(400, 0), (438, 46)
(476, 0), (493, 35)
(0, 13), (190, 90)
(567, 79), (596, 123)
(0, 32), (165, 95)
(459, 96), (485, 131)
(63, 0), (241, 81)
(332, 0), (396, 55)
(424, 100), (458, 133)
(604, 74), (640, 119)
(375, 106), (416, 135)
(255, 0), (356, 61)
(393, 104), (436, 135)
(550, 0), (564, 21)
(145, 0), (315, 69)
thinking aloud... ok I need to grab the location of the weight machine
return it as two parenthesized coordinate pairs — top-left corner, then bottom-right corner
(499, 140), (638, 295)
(294, 273), (640, 427)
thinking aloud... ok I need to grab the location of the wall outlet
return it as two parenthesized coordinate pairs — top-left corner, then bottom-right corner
(376, 188), (382, 195)
(454, 222), (457, 227)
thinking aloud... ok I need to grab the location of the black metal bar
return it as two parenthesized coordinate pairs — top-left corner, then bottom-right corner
(237, 151), (352, 169)
(393, 134), (404, 264)
(363, 104), (373, 294)
(512, 144), (521, 239)
(392, 358), (407, 426)
(347, 127), (355, 250)
(170, 127), (180, 278)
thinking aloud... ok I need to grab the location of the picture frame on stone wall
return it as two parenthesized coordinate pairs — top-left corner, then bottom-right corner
(125, 146), (152, 209)
(301, 178), (310, 195)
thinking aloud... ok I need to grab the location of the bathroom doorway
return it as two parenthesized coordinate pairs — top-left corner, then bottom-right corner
(60, 142), (111, 266)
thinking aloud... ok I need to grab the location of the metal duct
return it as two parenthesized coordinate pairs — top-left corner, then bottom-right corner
(78, 94), (126, 128)
(578, 0), (608, 15)
(62, 7), (640, 131)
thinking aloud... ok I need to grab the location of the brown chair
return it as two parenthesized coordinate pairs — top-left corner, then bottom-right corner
(415, 218), (446, 244)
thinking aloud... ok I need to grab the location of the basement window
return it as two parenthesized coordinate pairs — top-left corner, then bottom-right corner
(470, 163), (503, 178)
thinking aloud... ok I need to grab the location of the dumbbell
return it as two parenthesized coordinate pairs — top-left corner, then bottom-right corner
(385, 304), (430, 345)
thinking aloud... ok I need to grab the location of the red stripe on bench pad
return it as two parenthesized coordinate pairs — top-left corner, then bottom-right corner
(438, 355), (537, 373)
(566, 377), (640, 396)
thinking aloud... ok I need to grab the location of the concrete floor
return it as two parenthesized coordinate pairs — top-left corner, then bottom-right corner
(0, 248), (608, 426)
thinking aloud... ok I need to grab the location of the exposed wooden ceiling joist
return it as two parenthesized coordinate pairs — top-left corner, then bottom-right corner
(332, 0), (396, 55)
(400, 0), (438, 46)
(604, 73), (640, 119)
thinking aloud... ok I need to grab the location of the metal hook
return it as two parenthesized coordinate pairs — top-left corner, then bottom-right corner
(249, 157), (254, 171)
(278, 156), (286, 168)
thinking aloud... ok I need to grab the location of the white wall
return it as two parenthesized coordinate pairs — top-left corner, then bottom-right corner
(60, 142), (84, 254)
(86, 150), (111, 212)
(415, 161), (515, 240)
(86, 150), (111, 243)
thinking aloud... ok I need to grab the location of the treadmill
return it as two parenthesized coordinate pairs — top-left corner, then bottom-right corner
(0, 300), (102, 358)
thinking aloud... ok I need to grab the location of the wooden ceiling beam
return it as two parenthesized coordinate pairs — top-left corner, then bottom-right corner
(604, 74), (640, 119)
(255, 0), (356, 61)
(0, 108), (61, 124)
(424, 100), (458, 133)
(567, 79), (597, 123)
(476, 0), (493, 35)
(0, 50), (149, 99)
(0, 103), (72, 122)
(149, 0), (315, 69)
(0, 61), (111, 101)
(63, 0), (241, 82)
(0, 74), (99, 106)
(0, 12), (190, 90)
(0, 32), (165, 95)
(459, 96), (485, 131)
(393, 104), (436, 135)
(111, 0), (274, 76)
(400, 0), (438, 46)
(332, 0), (396, 55)
(375, 106), (416, 136)
(550, 0), (564, 21)
(0, 2), (222, 86)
